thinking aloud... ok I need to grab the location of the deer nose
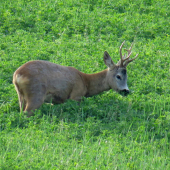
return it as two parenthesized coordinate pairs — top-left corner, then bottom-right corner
(122, 89), (129, 94)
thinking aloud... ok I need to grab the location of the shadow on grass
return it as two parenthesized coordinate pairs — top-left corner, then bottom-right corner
(1, 91), (169, 143)
(1, 92), (140, 133)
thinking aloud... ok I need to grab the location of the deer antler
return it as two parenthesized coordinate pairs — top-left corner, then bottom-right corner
(124, 53), (138, 67)
(119, 41), (138, 67)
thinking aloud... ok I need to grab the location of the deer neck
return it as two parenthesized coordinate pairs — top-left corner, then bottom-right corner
(83, 69), (110, 97)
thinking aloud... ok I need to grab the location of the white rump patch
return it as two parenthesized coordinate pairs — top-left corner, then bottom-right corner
(16, 74), (30, 85)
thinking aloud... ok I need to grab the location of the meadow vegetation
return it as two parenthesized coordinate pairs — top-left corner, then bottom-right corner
(0, 0), (170, 169)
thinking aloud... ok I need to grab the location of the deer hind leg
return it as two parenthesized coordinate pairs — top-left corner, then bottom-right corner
(18, 92), (26, 112)
(22, 85), (47, 117)
(24, 96), (45, 117)
(14, 83), (26, 112)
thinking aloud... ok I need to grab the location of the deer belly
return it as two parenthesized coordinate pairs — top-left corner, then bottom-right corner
(44, 93), (65, 104)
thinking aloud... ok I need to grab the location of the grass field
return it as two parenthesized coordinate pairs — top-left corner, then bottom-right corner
(0, 0), (170, 169)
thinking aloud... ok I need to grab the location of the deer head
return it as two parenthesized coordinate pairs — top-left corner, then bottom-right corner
(104, 41), (138, 95)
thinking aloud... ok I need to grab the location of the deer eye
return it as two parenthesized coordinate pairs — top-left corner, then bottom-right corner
(116, 75), (121, 80)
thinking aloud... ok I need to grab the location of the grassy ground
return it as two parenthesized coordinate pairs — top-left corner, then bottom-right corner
(0, 0), (170, 169)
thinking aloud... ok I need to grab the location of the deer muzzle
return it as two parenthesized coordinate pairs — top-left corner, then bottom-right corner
(119, 89), (130, 96)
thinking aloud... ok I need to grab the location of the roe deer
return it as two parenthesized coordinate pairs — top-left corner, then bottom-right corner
(13, 41), (138, 117)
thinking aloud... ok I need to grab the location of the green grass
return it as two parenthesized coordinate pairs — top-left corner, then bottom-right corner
(0, 0), (170, 169)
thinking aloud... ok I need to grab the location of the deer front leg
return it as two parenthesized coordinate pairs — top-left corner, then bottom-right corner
(69, 83), (87, 102)
(69, 91), (85, 102)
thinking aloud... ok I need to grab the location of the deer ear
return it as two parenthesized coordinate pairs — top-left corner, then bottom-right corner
(104, 51), (115, 69)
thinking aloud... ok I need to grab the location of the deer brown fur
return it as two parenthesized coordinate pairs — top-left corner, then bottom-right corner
(13, 41), (138, 117)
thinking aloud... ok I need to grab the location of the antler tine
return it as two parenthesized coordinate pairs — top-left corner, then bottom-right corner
(122, 51), (132, 63)
(118, 41), (138, 67)
(124, 42), (134, 55)
(120, 41), (133, 65)
(119, 41), (125, 67)
(124, 53), (138, 67)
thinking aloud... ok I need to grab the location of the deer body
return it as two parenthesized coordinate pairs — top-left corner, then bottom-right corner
(13, 41), (138, 116)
